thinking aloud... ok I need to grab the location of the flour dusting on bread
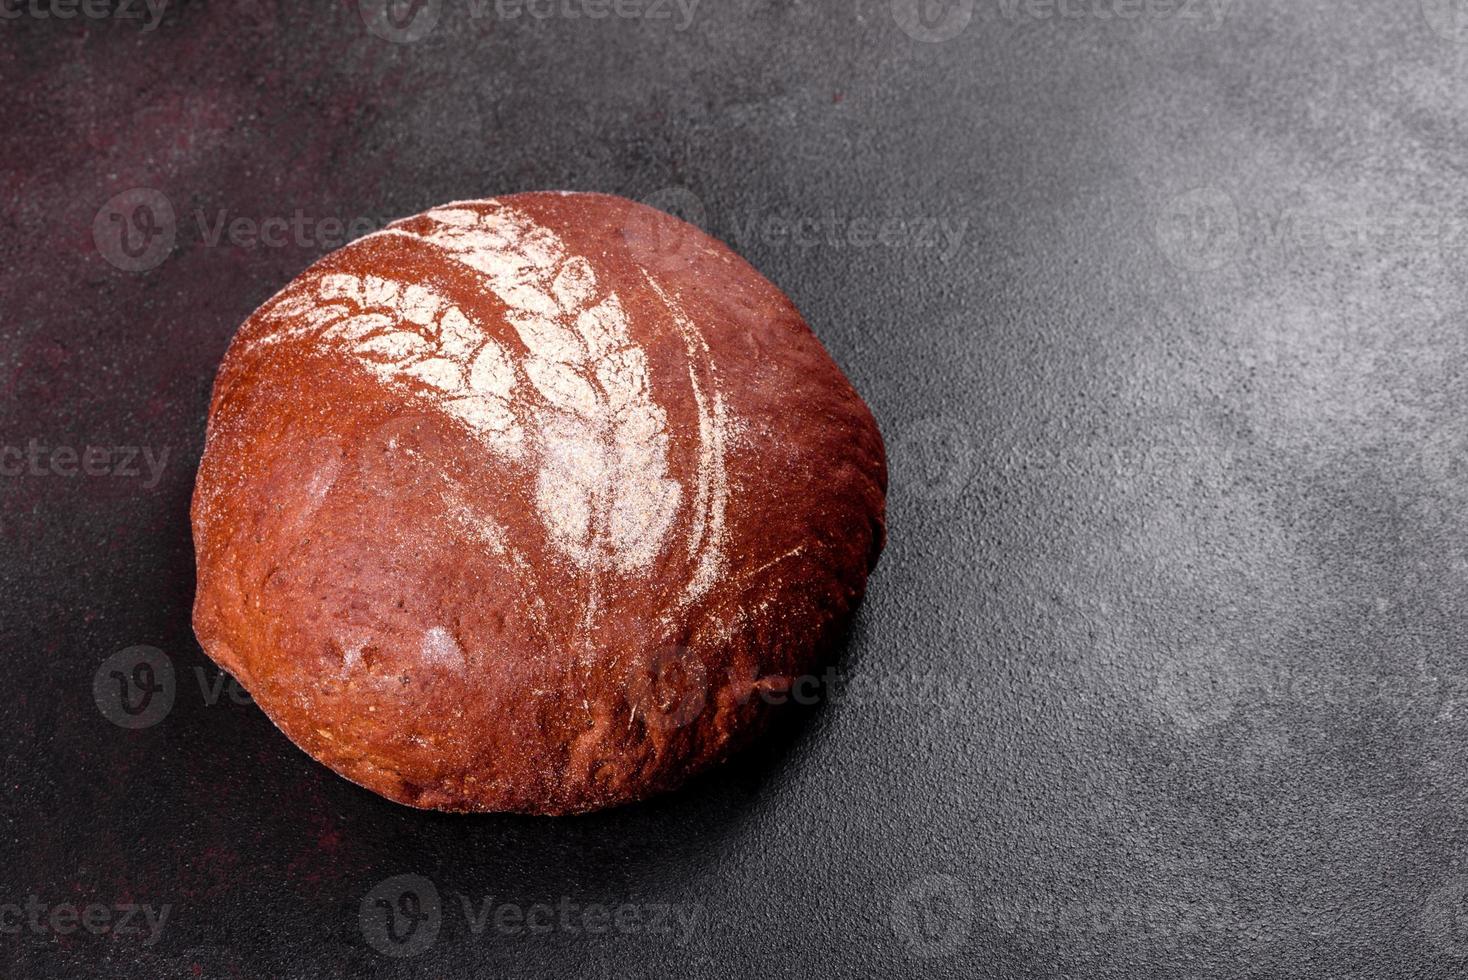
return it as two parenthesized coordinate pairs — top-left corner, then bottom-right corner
(390, 204), (683, 576)
(245, 200), (730, 596)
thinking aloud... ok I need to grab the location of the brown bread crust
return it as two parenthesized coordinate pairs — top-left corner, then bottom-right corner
(191, 192), (886, 814)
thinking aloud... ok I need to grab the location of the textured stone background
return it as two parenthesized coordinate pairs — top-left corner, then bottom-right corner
(5, 0), (1468, 976)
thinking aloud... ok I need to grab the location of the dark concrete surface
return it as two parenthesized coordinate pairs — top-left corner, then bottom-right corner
(5, 0), (1468, 977)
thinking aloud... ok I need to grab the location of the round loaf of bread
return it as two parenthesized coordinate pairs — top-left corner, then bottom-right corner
(191, 192), (886, 815)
